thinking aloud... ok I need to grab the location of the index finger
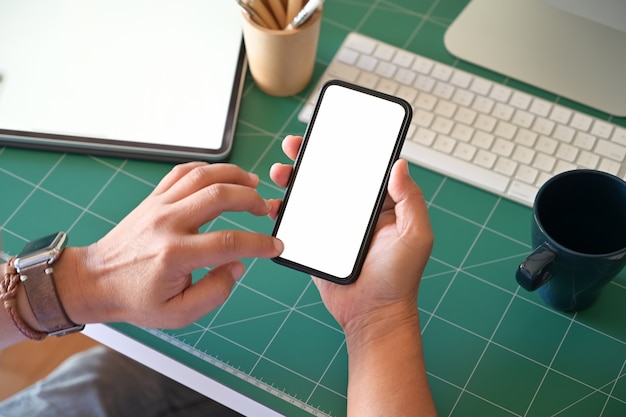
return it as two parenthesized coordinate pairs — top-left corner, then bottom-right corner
(155, 163), (259, 203)
(281, 135), (303, 161)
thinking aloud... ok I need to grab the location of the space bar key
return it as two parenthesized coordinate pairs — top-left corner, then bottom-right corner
(400, 142), (510, 193)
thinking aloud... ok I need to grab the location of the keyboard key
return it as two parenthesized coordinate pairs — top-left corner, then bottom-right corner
(512, 146), (535, 165)
(576, 151), (600, 169)
(373, 43), (395, 61)
(549, 106), (572, 124)
(337, 48), (359, 65)
(345, 34), (376, 53)
(412, 57), (434, 74)
(454, 107), (477, 125)
(570, 113), (593, 131)
(489, 85), (512, 102)
(472, 131), (495, 149)
(377, 79), (398, 95)
(493, 138), (514, 157)
(414, 109), (434, 127)
(392, 50), (414, 68)
(516, 165), (539, 184)
(451, 124), (474, 142)
(508, 180), (539, 203)
(573, 132), (596, 150)
(433, 135), (456, 153)
(598, 158), (621, 176)
(535, 172), (552, 188)
(475, 114), (497, 132)
(494, 158), (518, 176)
(531, 117), (555, 136)
(453, 142), (477, 161)
(469, 77), (492, 96)
(414, 74), (435, 93)
(535, 136), (558, 154)
(553, 125), (575, 143)
(395, 68), (416, 85)
(474, 149), (497, 169)
(533, 153), (556, 172)
(612, 127), (626, 146)
(472, 96), (495, 114)
(494, 121), (517, 140)
(356, 72), (379, 89)
(492, 103), (515, 121)
(451, 89), (475, 107)
(591, 120), (614, 139)
(432, 117), (454, 135)
(511, 110), (534, 128)
(553, 160), (577, 175)
(432, 64), (453, 81)
(434, 100), (457, 118)
(375, 61), (397, 78)
(555, 143), (578, 162)
(327, 61), (359, 82)
(357, 55), (378, 72)
(514, 129), (538, 147)
(450, 71), (472, 89)
(415, 92), (437, 111)
(509, 91), (532, 110)
(432, 82), (455, 100)
(412, 127), (436, 146)
(595, 139), (626, 161)
(528, 98), (552, 117)
(396, 85), (418, 103)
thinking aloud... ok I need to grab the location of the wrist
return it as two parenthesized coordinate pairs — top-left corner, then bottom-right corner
(53, 246), (103, 325)
(343, 301), (421, 353)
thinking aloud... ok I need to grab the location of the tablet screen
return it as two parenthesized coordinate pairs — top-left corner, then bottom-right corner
(0, 0), (245, 161)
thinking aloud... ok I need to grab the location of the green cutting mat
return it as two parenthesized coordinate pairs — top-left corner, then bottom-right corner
(1, 1), (625, 416)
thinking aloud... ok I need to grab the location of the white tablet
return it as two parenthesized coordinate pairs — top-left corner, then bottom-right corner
(0, 0), (246, 161)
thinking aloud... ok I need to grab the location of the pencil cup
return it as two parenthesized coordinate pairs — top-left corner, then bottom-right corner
(240, 9), (322, 97)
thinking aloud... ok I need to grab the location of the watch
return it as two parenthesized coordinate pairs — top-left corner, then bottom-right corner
(14, 232), (85, 336)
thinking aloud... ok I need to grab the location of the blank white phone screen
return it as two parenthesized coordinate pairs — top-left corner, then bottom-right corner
(274, 83), (408, 280)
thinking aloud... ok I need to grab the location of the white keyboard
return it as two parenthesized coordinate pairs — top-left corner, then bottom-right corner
(299, 33), (626, 207)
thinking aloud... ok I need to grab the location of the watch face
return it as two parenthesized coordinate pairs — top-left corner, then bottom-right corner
(18, 233), (62, 256)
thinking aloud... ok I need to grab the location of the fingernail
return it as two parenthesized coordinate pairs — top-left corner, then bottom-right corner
(249, 172), (259, 183)
(273, 238), (284, 254)
(230, 262), (245, 281)
(398, 159), (409, 176)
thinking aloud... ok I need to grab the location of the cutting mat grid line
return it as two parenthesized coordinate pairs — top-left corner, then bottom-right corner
(447, 285), (520, 416)
(1, 1), (625, 416)
(525, 316), (577, 416)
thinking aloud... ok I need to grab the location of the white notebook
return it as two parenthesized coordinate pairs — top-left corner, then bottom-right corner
(0, 0), (246, 161)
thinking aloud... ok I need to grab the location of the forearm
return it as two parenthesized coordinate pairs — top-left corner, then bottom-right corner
(344, 306), (437, 417)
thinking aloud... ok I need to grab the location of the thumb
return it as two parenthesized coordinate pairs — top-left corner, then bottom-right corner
(172, 261), (244, 325)
(388, 160), (432, 241)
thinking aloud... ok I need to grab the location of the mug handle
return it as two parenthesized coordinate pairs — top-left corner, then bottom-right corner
(516, 243), (557, 291)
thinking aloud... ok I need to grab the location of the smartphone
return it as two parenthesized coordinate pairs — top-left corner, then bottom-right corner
(271, 80), (412, 284)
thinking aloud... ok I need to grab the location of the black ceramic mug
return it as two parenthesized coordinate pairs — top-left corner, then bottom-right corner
(516, 170), (626, 312)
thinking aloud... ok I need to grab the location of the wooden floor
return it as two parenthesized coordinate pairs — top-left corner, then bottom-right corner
(0, 333), (99, 401)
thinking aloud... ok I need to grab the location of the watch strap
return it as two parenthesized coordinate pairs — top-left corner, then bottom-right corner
(1, 258), (47, 340)
(19, 263), (84, 336)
